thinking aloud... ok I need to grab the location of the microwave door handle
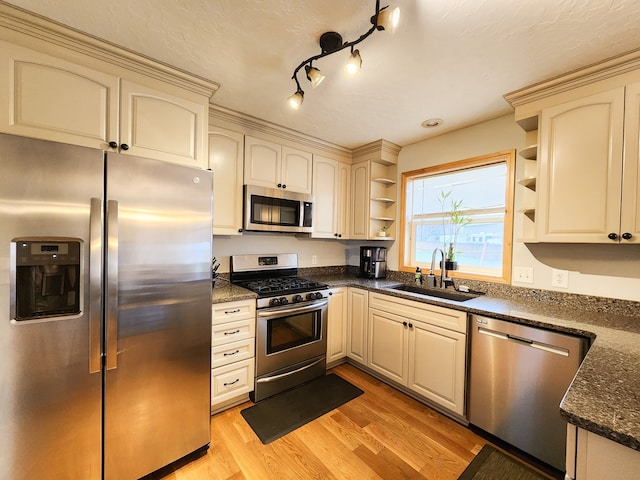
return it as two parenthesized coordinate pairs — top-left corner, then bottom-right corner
(105, 199), (119, 370)
(89, 197), (102, 374)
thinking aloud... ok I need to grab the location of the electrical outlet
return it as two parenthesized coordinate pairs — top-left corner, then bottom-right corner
(311, 255), (317, 265)
(514, 266), (534, 284)
(551, 268), (569, 288)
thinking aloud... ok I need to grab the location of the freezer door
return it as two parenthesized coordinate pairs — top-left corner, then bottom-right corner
(103, 152), (212, 480)
(0, 134), (104, 480)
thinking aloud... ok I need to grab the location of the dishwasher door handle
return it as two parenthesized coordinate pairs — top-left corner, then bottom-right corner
(478, 327), (569, 357)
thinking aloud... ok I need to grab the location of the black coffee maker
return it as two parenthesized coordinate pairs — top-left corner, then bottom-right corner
(359, 246), (387, 279)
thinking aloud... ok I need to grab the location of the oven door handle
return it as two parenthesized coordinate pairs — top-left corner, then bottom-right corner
(257, 298), (328, 318)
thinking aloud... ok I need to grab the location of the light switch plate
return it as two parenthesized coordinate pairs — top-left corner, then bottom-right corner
(551, 268), (569, 288)
(514, 266), (534, 284)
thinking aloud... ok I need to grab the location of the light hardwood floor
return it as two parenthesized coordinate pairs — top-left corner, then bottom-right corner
(154, 363), (551, 480)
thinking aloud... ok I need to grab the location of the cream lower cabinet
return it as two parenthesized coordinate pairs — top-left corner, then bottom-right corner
(327, 287), (348, 365)
(312, 155), (350, 239)
(209, 127), (244, 235)
(0, 37), (212, 168)
(346, 287), (369, 365)
(565, 426), (640, 480)
(367, 292), (467, 416)
(211, 299), (256, 413)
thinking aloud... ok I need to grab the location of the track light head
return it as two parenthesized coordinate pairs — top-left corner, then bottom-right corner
(305, 65), (326, 88)
(345, 50), (362, 76)
(374, 5), (400, 32)
(288, 89), (304, 109)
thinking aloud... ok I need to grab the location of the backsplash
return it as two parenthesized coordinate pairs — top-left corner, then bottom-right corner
(298, 266), (640, 317)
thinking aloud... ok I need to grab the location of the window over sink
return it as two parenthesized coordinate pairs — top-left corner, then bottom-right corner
(399, 150), (515, 283)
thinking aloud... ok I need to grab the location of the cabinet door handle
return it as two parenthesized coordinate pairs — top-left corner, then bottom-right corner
(402, 321), (408, 327)
(622, 232), (632, 240)
(608, 232), (618, 240)
(224, 308), (241, 314)
(108, 141), (118, 149)
(277, 183), (282, 188)
(224, 329), (240, 336)
(223, 378), (240, 386)
(408, 323), (413, 329)
(223, 350), (240, 357)
(282, 184), (286, 189)
(120, 143), (129, 151)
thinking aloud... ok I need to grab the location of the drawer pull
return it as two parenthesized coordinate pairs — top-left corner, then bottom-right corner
(224, 308), (241, 314)
(224, 329), (241, 336)
(224, 378), (240, 387)
(223, 350), (240, 356)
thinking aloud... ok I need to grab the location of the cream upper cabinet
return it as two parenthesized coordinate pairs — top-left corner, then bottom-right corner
(350, 162), (370, 239)
(119, 80), (207, 168)
(327, 287), (348, 365)
(209, 127), (244, 235)
(244, 136), (312, 194)
(312, 155), (350, 239)
(0, 37), (213, 169)
(536, 82), (640, 243)
(0, 41), (118, 150)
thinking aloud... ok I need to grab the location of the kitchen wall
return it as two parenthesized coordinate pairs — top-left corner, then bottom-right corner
(395, 113), (640, 302)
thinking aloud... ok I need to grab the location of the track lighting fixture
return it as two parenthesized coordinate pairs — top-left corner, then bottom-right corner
(288, 0), (400, 108)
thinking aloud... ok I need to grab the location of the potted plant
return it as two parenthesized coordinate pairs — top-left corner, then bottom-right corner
(377, 225), (389, 237)
(437, 191), (471, 270)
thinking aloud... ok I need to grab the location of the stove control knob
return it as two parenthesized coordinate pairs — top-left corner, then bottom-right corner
(292, 294), (303, 303)
(269, 297), (281, 306)
(279, 297), (289, 305)
(305, 293), (315, 301)
(310, 291), (322, 300)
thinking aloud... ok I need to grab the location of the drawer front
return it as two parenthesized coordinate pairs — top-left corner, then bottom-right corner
(212, 299), (255, 325)
(212, 318), (255, 347)
(369, 292), (467, 334)
(211, 359), (254, 404)
(212, 338), (255, 369)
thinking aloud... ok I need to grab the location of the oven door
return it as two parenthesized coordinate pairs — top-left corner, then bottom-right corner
(256, 298), (327, 377)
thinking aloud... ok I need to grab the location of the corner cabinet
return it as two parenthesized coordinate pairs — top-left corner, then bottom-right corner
(312, 155), (350, 239)
(367, 292), (468, 416)
(244, 136), (313, 194)
(209, 128), (244, 235)
(350, 140), (401, 240)
(0, 40), (213, 169)
(211, 299), (256, 413)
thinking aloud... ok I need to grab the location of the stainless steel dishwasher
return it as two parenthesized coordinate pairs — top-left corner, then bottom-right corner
(468, 315), (589, 472)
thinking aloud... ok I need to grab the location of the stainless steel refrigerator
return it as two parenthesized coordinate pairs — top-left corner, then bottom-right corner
(0, 133), (213, 479)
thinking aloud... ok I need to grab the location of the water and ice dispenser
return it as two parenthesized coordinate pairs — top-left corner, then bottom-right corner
(12, 239), (81, 321)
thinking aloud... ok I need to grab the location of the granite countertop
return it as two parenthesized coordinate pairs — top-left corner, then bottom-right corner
(213, 273), (640, 452)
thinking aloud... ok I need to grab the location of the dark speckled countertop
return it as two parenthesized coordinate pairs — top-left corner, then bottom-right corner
(213, 273), (640, 452)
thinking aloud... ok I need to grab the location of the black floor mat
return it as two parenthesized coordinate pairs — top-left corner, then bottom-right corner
(458, 444), (548, 480)
(240, 373), (364, 444)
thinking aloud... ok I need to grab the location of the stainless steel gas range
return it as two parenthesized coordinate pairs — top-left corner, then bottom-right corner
(230, 254), (329, 402)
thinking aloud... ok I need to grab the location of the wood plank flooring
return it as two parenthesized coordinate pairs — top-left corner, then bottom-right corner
(154, 363), (553, 480)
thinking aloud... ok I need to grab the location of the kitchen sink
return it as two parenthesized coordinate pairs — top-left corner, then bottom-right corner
(390, 284), (478, 302)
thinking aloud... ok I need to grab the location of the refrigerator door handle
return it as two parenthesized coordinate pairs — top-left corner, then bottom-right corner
(106, 199), (119, 370)
(89, 197), (103, 374)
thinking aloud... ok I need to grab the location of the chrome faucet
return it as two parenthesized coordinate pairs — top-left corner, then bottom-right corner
(430, 248), (452, 289)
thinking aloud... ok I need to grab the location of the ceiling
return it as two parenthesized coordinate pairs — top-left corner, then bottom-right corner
(5, 0), (640, 149)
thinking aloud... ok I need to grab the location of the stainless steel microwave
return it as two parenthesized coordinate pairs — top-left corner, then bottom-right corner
(243, 185), (313, 233)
